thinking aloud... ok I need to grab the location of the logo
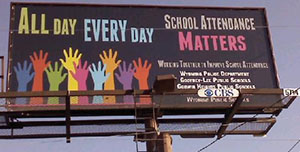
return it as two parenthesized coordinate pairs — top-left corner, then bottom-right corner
(198, 89), (239, 97)
(204, 89), (214, 97)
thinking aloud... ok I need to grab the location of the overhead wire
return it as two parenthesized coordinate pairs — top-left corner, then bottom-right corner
(287, 135), (300, 152)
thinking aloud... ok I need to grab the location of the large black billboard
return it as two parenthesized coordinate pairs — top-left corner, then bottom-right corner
(7, 3), (280, 108)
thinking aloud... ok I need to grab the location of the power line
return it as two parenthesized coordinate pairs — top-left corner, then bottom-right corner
(287, 137), (300, 152)
(197, 139), (219, 152)
(197, 117), (256, 152)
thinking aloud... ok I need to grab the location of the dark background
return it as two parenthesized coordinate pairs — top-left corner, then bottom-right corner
(7, 3), (280, 107)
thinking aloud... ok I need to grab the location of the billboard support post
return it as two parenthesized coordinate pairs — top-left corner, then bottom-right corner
(157, 133), (173, 152)
(144, 119), (173, 152)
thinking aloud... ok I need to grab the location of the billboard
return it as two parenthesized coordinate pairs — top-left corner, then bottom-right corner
(7, 3), (280, 108)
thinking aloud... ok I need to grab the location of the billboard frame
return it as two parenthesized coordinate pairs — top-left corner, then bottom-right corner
(0, 88), (295, 116)
(0, 88), (295, 143)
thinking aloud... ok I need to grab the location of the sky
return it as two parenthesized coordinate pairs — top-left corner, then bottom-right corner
(1, 0), (300, 152)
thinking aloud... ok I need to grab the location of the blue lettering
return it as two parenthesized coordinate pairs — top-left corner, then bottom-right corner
(84, 19), (91, 42)
(91, 19), (101, 42)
